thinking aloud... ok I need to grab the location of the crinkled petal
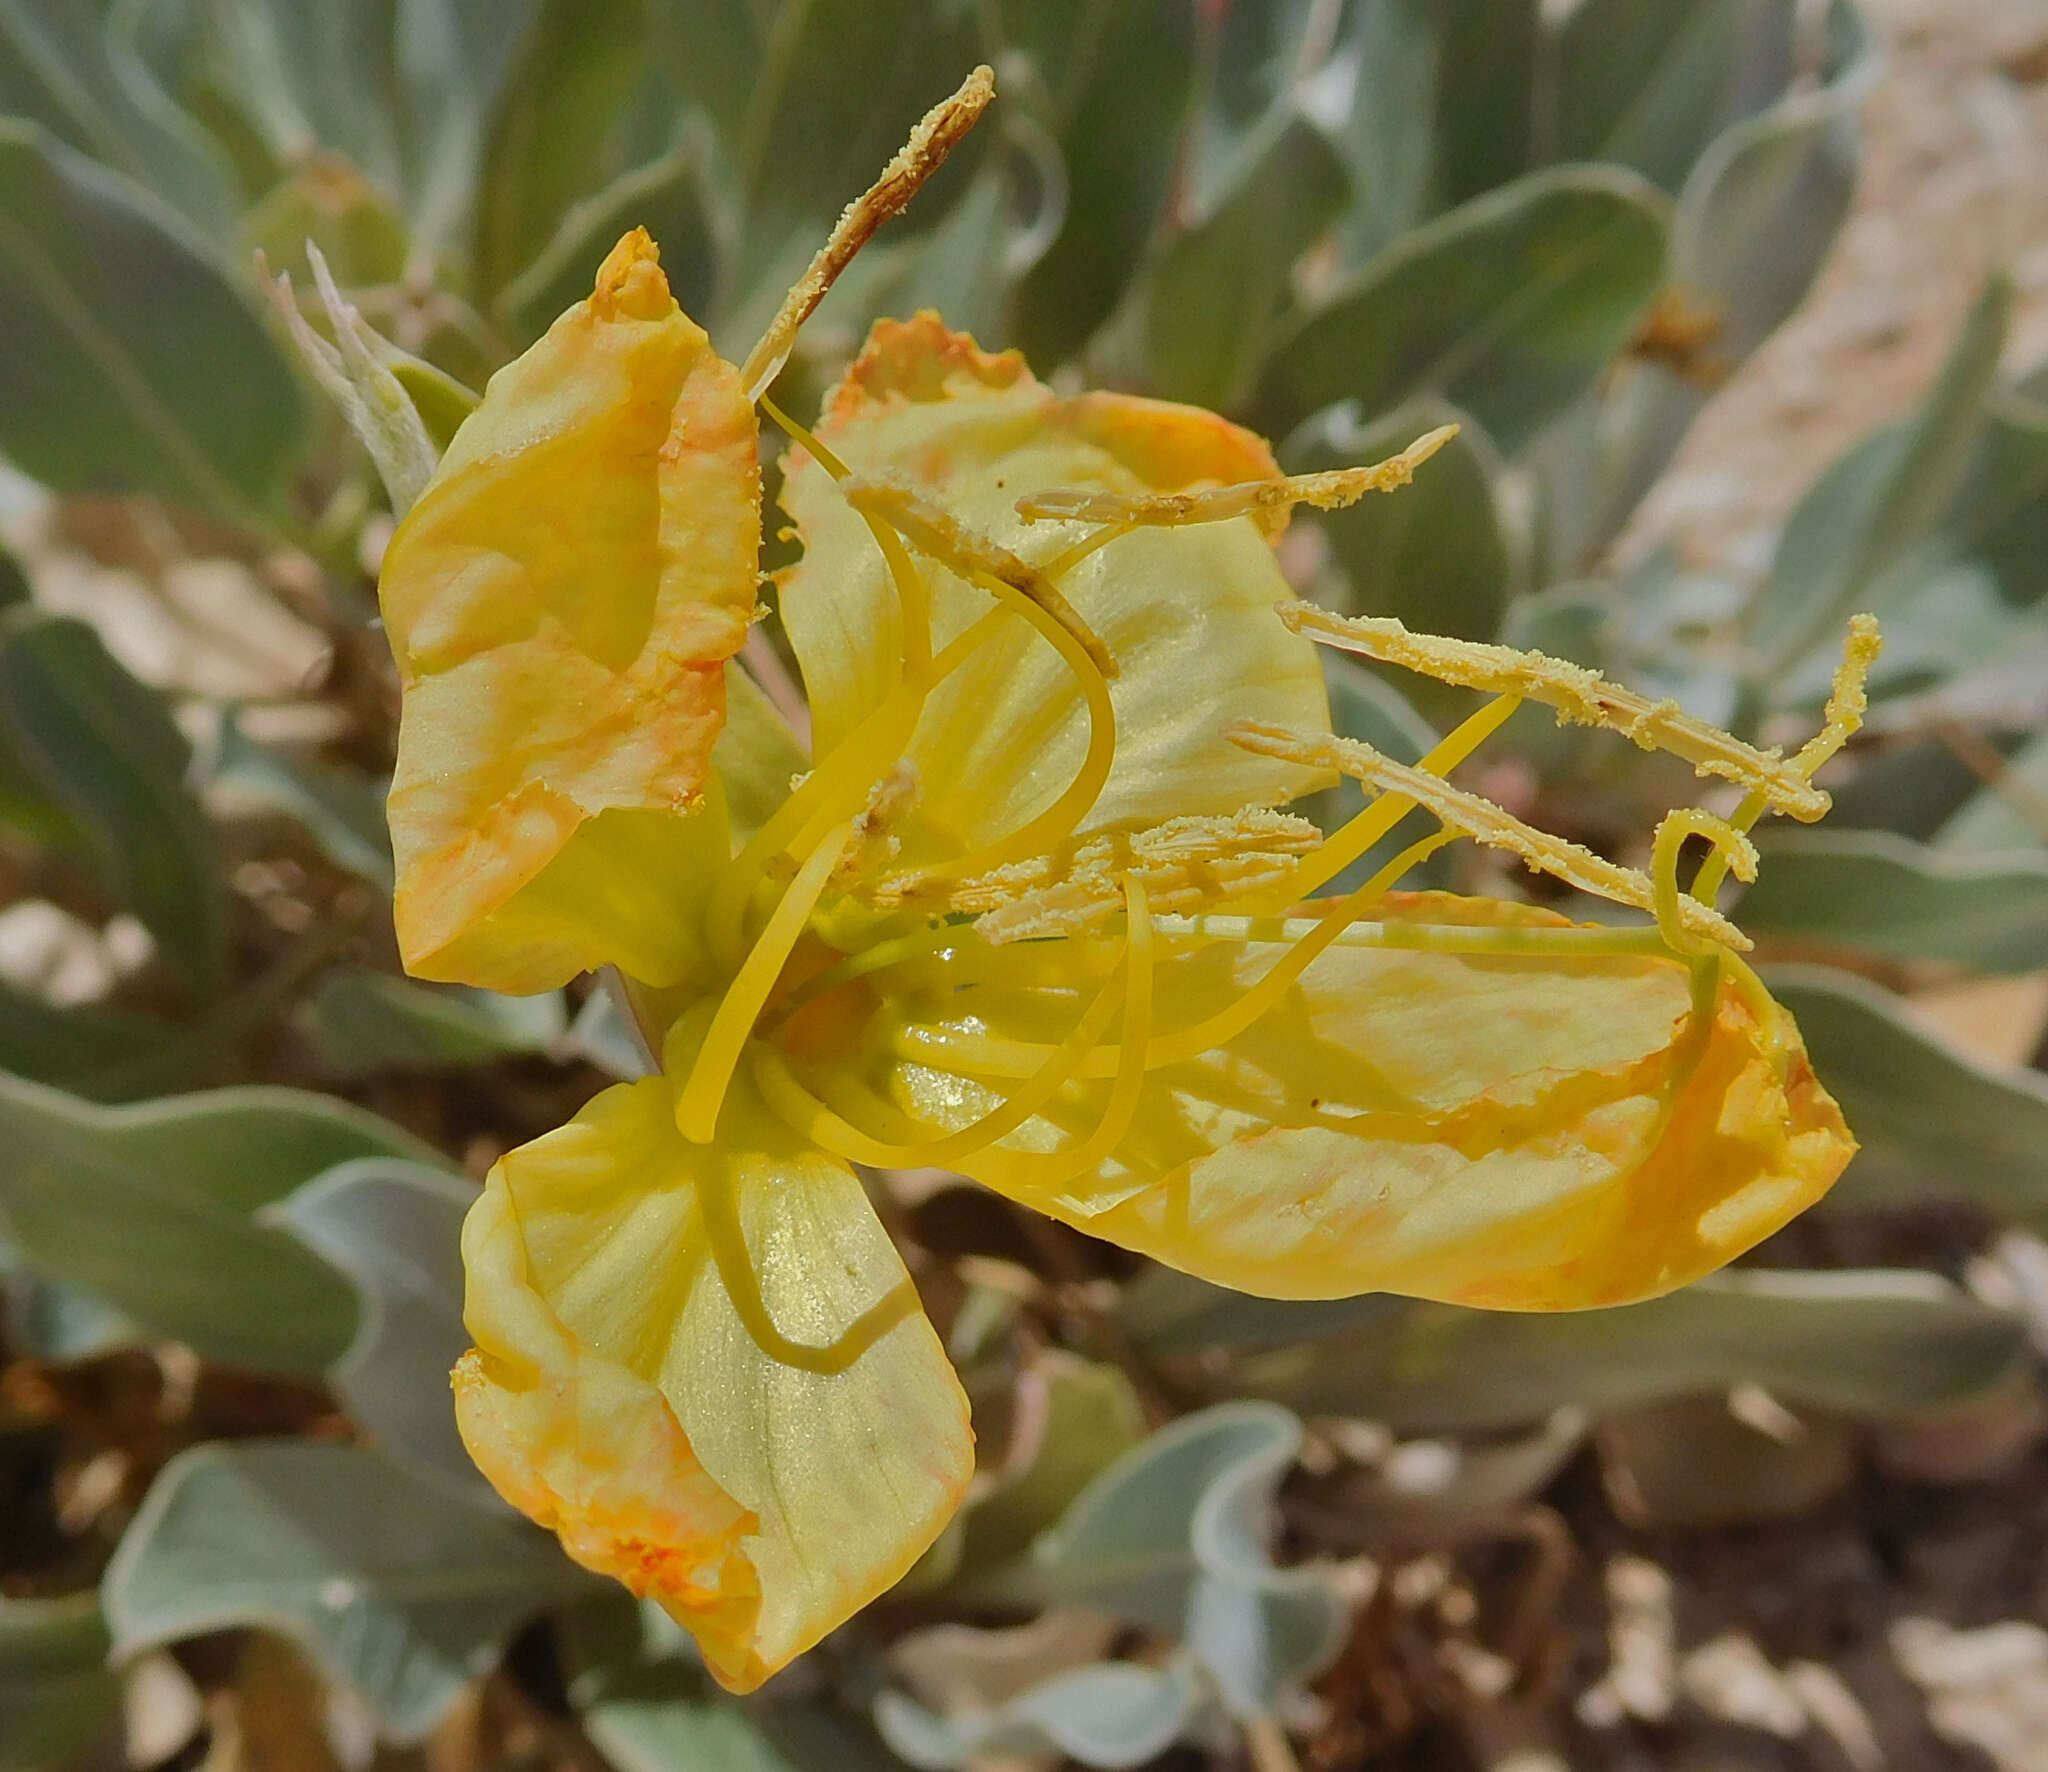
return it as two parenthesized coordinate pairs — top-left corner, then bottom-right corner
(453, 1070), (971, 1692)
(378, 230), (759, 991)
(777, 315), (1330, 866)
(842, 895), (1852, 1309)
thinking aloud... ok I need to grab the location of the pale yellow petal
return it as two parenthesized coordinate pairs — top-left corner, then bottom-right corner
(826, 895), (1851, 1309)
(776, 315), (1331, 868)
(453, 1070), (971, 1692)
(378, 230), (759, 991)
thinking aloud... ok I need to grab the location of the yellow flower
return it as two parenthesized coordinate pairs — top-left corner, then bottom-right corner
(375, 74), (1872, 1693)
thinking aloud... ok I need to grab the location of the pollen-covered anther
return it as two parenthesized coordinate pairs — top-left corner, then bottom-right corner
(869, 807), (1323, 941)
(1226, 722), (1752, 951)
(1280, 604), (1832, 822)
(836, 762), (920, 879)
(1015, 424), (1459, 531)
(843, 475), (1118, 679)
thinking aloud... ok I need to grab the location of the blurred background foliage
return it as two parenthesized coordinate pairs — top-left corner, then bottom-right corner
(0, 1), (2046, 1769)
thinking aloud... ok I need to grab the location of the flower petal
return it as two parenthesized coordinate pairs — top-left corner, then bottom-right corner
(454, 1068), (971, 1692)
(777, 315), (1330, 865)
(378, 230), (759, 991)
(840, 895), (1852, 1309)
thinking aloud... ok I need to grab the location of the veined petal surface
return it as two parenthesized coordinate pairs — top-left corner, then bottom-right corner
(379, 230), (759, 992)
(833, 895), (1851, 1309)
(777, 316), (1331, 866)
(454, 1069), (971, 1691)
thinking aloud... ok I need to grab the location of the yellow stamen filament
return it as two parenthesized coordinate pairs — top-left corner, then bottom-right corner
(739, 65), (995, 398)
(1228, 721), (1750, 950)
(680, 821), (854, 1144)
(753, 878), (1155, 1180)
(708, 609), (1008, 967)
(895, 833), (1447, 1083)
(696, 1158), (918, 1374)
(1014, 425), (1459, 528)
(1245, 693), (1522, 908)
(763, 396), (934, 678)
(1037, 520), (1134, 583)
(1693, 614), (1883, 903)
(843, 476), (1118, 681)
(1283, 604), (1834, 821)
(1651, 809), (1757, 957)
(888, 911), (1684, 1081)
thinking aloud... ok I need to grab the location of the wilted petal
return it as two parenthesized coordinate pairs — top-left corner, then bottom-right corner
(843, 895), (1851, 1309)
(379, 230), (759, 991)
(454, 1069), (971, 1691)
(777, 315), (1330, 866)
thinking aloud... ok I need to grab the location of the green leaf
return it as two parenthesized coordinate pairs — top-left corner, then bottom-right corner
(1258, 166), (1668, 456)
(1120, 1264), (1408, 1359)
(210, 712), (394, 891)
(0, 1592), (120, 1772)
(0, 123), (309, 525)
(1224, 1269), (2028, 1435)
(0, 0), (234, 236)
(0, 1075), (440, 1374)
(877, 1657), (1200, 1771)
(0, 536), (26, 607)
(0, 984), (189, 1102)
(296, 965), (565, 1078)
(1286, 399), (1513, 640)
(1747, 272), (2012, 679)
(1008, 0), (1200, 367)
(1736, 829), (2048, 972)
(970, 1403), (1347, 1719)
(267, 1159), (479, 1494)
(105, 1440), (579, 1741)
(0, 611), (229, 998)
(1335, 0), (1539, 260)
(496, 137), (719, 345)
(1550, 0), (1795, 192)
(1771, 965), (2048, 1227)
(1146, 111), (1349, 410)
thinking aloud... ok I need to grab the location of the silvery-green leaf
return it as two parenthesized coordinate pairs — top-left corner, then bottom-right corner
(1120, 1265), (1407, 1360)
(0, 1591), (120, 1772)
(1225, 1270), (2026, 1434)
(877, 1657), (1201, 1772)
(1538, 0), (1873, 566)
(0, 1074), (439, 1374)
(1147, 110), (1349, 410)
(565, 986), (654, 1082)
(970, 1403), (1348, 1717)
(265, 1159), (479, 1494)
(1006, 0), (1198, 367)
(1736, 828), (2048, 972)
(295, 965), (565, 1079)
(0, 0), (234, 236)
(1747, 272), (2011, 680)
(495, 137), (720, 346)
(0, 611), (229, 998)
(0, 123), (308, 526)
(209, 712), (394, 891)
(1550, 0), (1797, 192)
(560, 1596), (807, 1772)
(1259, 167), (1668, 456)
(472, 0), (663, 301)
(0, 1221), (135, 1358)
(1771, 963), (2048, 1227)
(104, 1440), (580, 1742)
(1937, 732), (2048, 854)
(1333, 0), (1538, 260)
